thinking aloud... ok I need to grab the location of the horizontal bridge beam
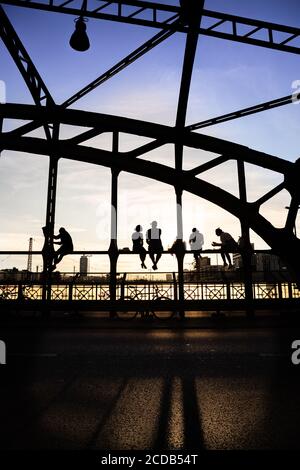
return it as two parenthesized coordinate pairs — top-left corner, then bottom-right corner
(1, 1), (300, 54)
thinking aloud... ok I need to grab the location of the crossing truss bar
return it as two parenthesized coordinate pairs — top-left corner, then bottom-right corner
(1, 1), (300, 54)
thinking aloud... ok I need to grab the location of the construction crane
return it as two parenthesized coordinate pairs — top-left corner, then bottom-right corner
(27, 237), (33, 272)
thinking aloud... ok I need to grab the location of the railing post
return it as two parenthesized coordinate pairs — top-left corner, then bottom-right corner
(278, 282), (283, 300)
(177, 249), (185, 319)
(17, 281), (23, 301)
(288, 282), (293, 299)
(68, 282), (73, 301)
(108, 241), (119, 314)
(120, 273), (127, 300)
(172, 272), (178, 301)
(226, 282), (231, 300)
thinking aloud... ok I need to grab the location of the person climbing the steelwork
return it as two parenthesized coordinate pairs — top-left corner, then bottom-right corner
(53, 227), (74, 269)
(189, 227), (204, 265)
(146, 221), (163, 271)
(212, 227), (238, 268)
(132, 224), (147, 269)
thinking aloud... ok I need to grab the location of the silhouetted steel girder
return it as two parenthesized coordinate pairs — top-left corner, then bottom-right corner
(0, 6), (54, 108)
(2, 2), (299, 143)
(0, 5), (56, 143)
(0, 104), (298, 220)
(174, 1), (203, 249)
(0, 103), (292, 174)
(0, 7), (179, 140)
(1, 0), (300, 54)
(1, 103), (299, 248)
(1, 131), (299, 279)
(0, 6), (63, 279)
(63, 21), (179, 109)
(188, 94), (298, 131)
(1, 6), (298, 293)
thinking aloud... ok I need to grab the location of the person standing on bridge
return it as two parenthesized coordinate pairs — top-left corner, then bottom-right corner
(132, 225), (147, 269)
(212, 228), (238, 268)
(53, 227), (74, 270)
(146, 221), (163, 271)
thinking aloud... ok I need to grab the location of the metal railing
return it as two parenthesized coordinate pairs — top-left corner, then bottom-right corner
(0, 249), (299, 315)
(0, 273), (299, 302)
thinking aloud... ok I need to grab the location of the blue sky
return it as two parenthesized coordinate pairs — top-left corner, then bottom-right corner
(0, 0), (299, 273)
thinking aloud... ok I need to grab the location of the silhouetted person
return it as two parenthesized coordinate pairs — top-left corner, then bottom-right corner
(53, 227), (73, 269)
(212, 227), (238, 268)
(146, 221), (163, 270)
(189, 228), (204, 263)
(132, 224), (147, 269)
(41, 226), (55, 273)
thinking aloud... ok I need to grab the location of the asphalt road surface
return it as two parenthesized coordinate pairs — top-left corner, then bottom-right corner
(1, 324), (300, 450)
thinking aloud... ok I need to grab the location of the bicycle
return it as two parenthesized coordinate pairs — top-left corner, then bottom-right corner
(117, 283), (175, 320)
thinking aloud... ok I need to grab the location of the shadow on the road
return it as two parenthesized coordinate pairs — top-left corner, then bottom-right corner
(3, 322), (300, 450)
(152, 329), (205, 450)
(182, 377), (204, 449)
(86, 378), (129, 449)
(155, 377), (205, 450)
(153, 375), (204, 450)
(0, 326), (207, 450)
(153, 377), (173, 449)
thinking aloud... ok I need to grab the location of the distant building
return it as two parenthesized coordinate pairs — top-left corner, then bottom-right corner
(79, 255), (89, 275)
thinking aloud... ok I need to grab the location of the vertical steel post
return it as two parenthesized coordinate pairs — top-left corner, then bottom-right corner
(43, 123), (60, 306)
(237, 160), (254, 317)
(174, 2), (204, 319)
(43, 155), (59, 302)
(108, 132), (119, 316)
(175, 186), (185, 318)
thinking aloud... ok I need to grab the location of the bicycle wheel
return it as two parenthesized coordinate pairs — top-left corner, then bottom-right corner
(117, 296), (139, 320)
(152, 296), (174, 320)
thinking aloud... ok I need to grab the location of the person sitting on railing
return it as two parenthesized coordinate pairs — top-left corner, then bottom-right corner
(212, 227), (238, 269)
(146, 221), (163, 271)
(132, 224), (147, 269)
(189, 227), (204, 266)
(52, 227), (74, 270)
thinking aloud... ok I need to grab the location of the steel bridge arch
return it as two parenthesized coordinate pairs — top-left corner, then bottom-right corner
(1, 2), (300, 303)
(1, 103), (299, 283)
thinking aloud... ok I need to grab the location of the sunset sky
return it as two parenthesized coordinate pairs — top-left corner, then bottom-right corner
(0, 0), (299, 273)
